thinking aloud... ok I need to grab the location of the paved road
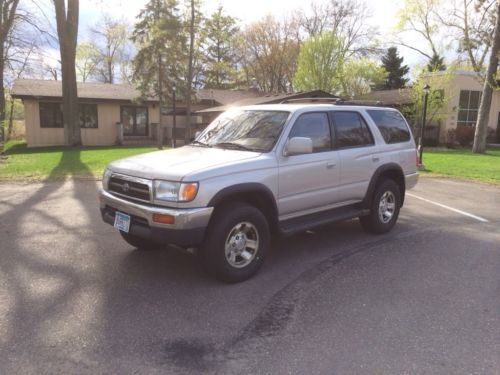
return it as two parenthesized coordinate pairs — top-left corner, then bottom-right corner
(0, 177), (499, 374)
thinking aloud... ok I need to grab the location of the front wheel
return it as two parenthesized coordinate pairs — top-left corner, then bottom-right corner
(200, 203), (270, 283)
(360, 179), (401, 234)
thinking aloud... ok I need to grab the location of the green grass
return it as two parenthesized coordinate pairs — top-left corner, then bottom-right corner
(0, 140), (157, 181)
(422, 148), (500, 184)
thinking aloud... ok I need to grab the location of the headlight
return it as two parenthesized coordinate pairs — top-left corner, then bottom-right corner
(103, 168), (113, 190)
(154, 181), (199, 202)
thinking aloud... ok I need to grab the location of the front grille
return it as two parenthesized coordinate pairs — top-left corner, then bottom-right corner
(109, 176), (151, 202)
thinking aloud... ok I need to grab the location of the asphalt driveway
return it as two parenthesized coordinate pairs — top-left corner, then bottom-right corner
(0, 177), (499, 374)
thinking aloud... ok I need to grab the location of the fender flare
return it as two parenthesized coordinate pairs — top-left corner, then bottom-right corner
(362, 163), (406, 208)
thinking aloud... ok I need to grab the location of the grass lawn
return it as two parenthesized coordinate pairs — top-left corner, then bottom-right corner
(0, 140), (157, 181)
(421, 148), (500, 184)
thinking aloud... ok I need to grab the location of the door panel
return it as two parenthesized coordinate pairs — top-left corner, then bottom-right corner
(122, 106), (135, 136)
(135, 107), (148, 136)
(277, 112), (339, 218)
(121, 106), (149, 136)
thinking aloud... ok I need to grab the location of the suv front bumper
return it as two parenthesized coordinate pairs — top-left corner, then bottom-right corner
(99, 189), (213, 246)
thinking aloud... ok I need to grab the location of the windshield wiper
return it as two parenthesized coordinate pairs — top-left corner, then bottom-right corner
(213, 142), (259, 152)
(191, 140), (211, 147)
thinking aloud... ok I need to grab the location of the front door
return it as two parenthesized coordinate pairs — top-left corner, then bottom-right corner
(121, 106), (148, 136)
(278, 112), (340, 219)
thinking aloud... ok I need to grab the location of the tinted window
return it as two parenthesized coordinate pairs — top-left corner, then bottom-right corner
(289, 112), (331, 152)
(367, 110), (411, 143)
(333, 111), (373, 148)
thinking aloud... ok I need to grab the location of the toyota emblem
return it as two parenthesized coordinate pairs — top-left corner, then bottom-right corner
(122, 183), (130, 193)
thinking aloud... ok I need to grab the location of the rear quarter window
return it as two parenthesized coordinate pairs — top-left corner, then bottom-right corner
(367, 110), (411, 144)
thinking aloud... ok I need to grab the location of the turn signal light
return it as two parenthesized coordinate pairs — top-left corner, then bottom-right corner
(152, 213), (175, 225)
(179, 182), (199, 201)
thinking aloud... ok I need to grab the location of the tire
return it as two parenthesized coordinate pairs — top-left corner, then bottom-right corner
(200, 202), (270, 283)
(120, 231), (158, 250)
(359, 179), (401, 234)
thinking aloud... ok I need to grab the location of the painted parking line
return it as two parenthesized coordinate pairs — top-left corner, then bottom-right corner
(407, 193), (489, 223)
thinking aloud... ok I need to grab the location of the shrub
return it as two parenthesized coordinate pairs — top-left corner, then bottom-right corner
(455, 125), (475, 147)
(445, 128), (456, 148)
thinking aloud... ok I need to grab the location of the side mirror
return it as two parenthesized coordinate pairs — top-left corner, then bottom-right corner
(284, 137), (313, 156)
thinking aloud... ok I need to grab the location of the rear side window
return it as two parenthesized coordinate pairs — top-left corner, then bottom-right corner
(367, 110), (411, 144)
(289, 112), (332, 152)
(332, 111), (373, 148)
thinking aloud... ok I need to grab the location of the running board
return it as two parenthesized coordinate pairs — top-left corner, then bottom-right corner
(279, 205), (370, 236)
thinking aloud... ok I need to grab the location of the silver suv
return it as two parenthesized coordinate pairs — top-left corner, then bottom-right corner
(100, 103), (418, 282)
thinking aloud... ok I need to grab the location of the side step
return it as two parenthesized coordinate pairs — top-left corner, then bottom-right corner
(279, 204), (370, 236)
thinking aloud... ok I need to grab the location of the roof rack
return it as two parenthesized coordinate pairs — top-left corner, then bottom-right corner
(279, 97), (385, 106)
(335, 99), (385, 106)
(280, 97), (341, 104)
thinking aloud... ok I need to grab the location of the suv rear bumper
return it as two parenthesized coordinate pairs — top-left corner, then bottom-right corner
(99, 189), (213, 246)
(405, 172), (419, 190)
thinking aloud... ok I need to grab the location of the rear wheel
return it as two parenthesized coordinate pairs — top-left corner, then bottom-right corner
(360, 179), (401, 234)
(200, 202), (270, 283)
(120, 231), (158, 250)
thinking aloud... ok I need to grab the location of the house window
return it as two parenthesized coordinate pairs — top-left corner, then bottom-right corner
(39, 102), (63, 128)
(39, 102), (98, 129)
(457, 90), (481, 127)
(79, 104), (98, 128)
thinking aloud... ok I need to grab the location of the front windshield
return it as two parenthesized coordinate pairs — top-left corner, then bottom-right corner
(193, 109), (290, 152)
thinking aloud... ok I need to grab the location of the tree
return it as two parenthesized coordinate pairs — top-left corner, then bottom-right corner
(427, 52), (446, 71)
(341, 58), (386, 96)
(293, 32), (346, 93)
(132, 0), (185, 105)
(0, 0), (20, 152)
(473, 1), (500, 153)
(53, 0), (80, 146)
(202, 6), (239, 89)
(91, 16), (129, 83)
(396, 0), (444, 61)
(437, 0), (496, 75)
(184, 0), (202, 143)
(75, 42), (99, 82)
(297, 0), (380, 55)
(376, 47), (409, 90)
(240, 15), (300, 92)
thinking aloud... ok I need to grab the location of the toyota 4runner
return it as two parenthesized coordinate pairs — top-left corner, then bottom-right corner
(100, 103), (418, 282)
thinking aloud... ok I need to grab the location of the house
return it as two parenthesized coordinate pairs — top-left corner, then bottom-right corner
(424, 70), (500, 144)
(357, 71), (500, 145)
(11, 79), (161, 147)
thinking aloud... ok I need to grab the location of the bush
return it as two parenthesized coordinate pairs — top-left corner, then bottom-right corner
(455, 125), (475, 147)
(446, 129), (456, 148)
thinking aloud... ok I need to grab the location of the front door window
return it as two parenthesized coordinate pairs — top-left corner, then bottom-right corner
(121, 106), (148, 136)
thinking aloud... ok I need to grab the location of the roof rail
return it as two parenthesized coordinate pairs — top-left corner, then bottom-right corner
(279, 97), (341, 104)
(334, 99), (385, 106)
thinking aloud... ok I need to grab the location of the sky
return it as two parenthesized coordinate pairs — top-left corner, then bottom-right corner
(37, 0), (426, 73)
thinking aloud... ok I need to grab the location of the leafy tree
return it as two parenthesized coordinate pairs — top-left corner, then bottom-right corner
(132, 0), (185, 105)
(376, 47), (409, 90)
(75, 42), (99, 82)
(240, 15), (300, 92)
(473, 1), (500, 153)
(427, 53), (446, 71)
(293, 32), (345, 93)
(341, 58), (386, 96)
(91, 16), (130, 84)
(54, 0), (80, 146)
(202, 6), (239, 89)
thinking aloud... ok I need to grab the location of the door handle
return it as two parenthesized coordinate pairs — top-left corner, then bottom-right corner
(372, 156), (380, 162)
(326, 162), (336, 169)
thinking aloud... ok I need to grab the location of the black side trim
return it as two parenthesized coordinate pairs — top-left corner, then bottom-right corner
(207, 183), (278, 221)
(279, 203), (369, 236)
(362, 163), (405, 209)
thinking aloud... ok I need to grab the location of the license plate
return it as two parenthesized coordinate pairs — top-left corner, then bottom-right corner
(114, 211), (131, 233)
